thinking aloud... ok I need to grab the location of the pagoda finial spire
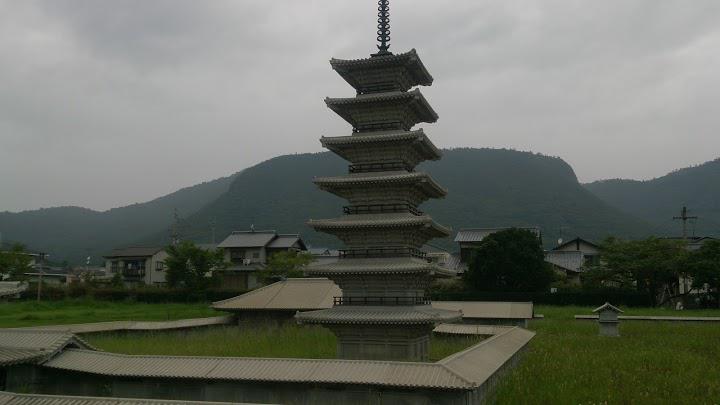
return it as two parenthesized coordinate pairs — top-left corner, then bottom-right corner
(376, 0), (391, 55)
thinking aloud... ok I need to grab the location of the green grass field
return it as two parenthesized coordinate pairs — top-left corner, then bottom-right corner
(85, 325), (484, 362)
(494, 306), (720, 404)
(2, 300), (719, 402)
(0, 300), (216, 328)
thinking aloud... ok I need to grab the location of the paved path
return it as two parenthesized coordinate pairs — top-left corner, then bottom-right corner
(11, 315), (235, 334)
(575, 315), (720, 322)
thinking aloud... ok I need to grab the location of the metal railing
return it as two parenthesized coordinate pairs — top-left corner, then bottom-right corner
(338, 246), (427, 259)
(333, 296), (431, 306)
(343, 203), (423, 216)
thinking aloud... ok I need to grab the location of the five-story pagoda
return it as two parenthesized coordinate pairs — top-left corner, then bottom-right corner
(296, 0), (460, 361)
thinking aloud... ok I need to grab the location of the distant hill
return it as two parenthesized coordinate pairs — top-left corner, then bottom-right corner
(174, 148), (657, 251)
(3, 148), (676, 264)
(584, 158), (720, 237)
(0, 174), (237, 264)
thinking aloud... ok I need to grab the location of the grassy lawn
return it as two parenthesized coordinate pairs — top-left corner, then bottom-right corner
(85, 325), (484, 362)
(494, 306), (720, 404)
(0, 300), (217, 328)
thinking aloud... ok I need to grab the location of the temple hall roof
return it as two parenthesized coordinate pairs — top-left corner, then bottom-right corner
(212, 278), (339, 312)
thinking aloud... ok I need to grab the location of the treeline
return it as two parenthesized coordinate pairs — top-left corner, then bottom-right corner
(439, 229), (720, 308)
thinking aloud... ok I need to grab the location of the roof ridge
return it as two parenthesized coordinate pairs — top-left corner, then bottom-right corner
(212, 280), (282, 306)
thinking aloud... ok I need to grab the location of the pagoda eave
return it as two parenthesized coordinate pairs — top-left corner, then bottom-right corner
(295, 305), (461, 326)
(313, 171), (447, 199)
(307, 257), (440, 276)
(330, 49), (434, 93)
(325, 89), (438, 132)
(307, 214), (451, 236)
(320, 129), (442, 163)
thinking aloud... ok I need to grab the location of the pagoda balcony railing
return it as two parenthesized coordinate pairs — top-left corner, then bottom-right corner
(333, 296), (431, 306)
(343, 203), (423, 216)
(338, 246), (427, 259)
(353, 121), (404, 133)
(348, 161), (413, 173)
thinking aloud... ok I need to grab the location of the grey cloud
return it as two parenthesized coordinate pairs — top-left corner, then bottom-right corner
(0, 0), (718, 212)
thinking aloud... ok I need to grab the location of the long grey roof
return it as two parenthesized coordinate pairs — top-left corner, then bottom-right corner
(217, 231), (277, 248)
(544, 250), (585, 272)
(41, 326), (534, 391)
(0, 329), (94, 366)
(212, 278), (339, 311)
(0, 391), (259, 405)
(295, 305), (461, 325)
(104, 246), (164, 258)
(454, 227), (541, 243)
(432, 301), (534, 320)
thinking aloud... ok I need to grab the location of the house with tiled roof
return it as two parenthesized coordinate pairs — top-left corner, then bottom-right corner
(103, 246), (168, 287)
(216, 229), (307, 290)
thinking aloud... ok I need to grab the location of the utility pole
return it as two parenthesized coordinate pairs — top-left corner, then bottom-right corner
(210, 218), (216, 244)
(36, 252), (45, 302)
(171, 209), (181, 246)
(673, 206), (698, 239)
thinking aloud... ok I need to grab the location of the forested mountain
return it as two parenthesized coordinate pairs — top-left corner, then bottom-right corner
(172, 148), (657, 251)
(0, 174), (237, 264)
(3, 148), (685, 264)
(585, 158), (720, 237)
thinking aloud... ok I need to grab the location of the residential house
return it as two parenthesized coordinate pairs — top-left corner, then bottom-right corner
(552, 237), (600, 264)
(544, 250), (586, 285)
(454, 227), (542, 263)
(545, 237), (601, 284)
(216, 230), (307, 290)
(103, 247), (168, 287)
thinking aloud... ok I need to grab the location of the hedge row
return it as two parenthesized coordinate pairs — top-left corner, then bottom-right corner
(21, 284), (246, 303)
(429, 289), (655, 307)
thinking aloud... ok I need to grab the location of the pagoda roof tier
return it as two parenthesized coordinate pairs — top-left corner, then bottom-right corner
(314, 171), (447, 200)
(307, 257), (456, 278)
(326, 89), (438, 132)
(296, 305), (461, 326)
(308, 213), (451, 237)
(320, 129), (441, 167)
(330, 49), (433, 94)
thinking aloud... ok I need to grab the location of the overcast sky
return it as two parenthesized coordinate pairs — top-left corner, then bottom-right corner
(1, 1), (719, 213)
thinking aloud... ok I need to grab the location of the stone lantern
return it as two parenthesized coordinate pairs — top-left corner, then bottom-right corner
(593, 302), (623, 337)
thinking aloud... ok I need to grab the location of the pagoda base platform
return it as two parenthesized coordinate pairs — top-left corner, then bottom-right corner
(296, 305), (461, 361)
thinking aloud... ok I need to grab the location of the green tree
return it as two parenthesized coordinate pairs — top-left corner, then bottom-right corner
(259, 250), (313, 283)
(687, 240), (720, 307)
(0, 243), (33, 280)
(165, 241), (227, 290)
(463, 228), (554, 292)
(599, 237), (688, 306)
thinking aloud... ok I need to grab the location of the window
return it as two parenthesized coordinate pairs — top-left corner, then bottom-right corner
(252, 252), (260, 259)
(156, 261), (165, 271)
